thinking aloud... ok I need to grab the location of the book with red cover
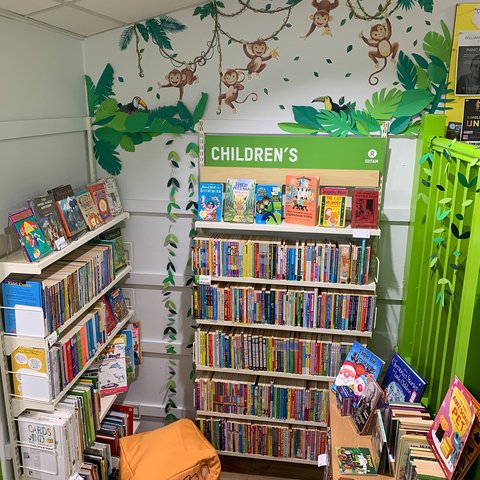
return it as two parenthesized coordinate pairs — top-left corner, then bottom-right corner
(351, 190), (379, 229)
(88, 181), (112, 222)
(284, 175), (319, 226)
(111, 404), (134, 436)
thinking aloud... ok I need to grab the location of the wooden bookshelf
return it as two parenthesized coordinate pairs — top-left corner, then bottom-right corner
(329, 397), (391, 479)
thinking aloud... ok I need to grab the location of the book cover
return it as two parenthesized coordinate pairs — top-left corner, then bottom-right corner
(96, 336), (128, 396)
(95, 231), (127, 275)
(255, 184), (282, 225)
(351, 375), (384, 434)
(284, 175), (319, 226)
(336, 447), (377, 475)
(320, 187), (349, 196)
(56, 194), (88, 238)
(106, 287), (129, 321)
(9, 208), (52, 262)
(223, 179), (256, 223)
(427, 377), (476, 479)
(319, 194), (347, 228)
(75, 188), (103, 230)
(197, 182), (223, 221)
(352, 190), (379, 229)
(28, 194), (68, 251)
(103, 177), (123, 216)
(382, 353), (428, 404)
(88, 181), (113, 222)
(371, 409), (390, 474)
(332, 341), (385, 394)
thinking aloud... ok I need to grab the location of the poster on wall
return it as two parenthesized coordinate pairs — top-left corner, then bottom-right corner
(456, 31), (480, 95)
(461, 98), (480, 144)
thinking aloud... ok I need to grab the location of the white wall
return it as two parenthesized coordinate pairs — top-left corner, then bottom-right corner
(0, 16), (89, 479)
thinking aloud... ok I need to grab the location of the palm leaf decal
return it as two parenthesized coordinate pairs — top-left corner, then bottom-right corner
(94, 138), (121, 175)
(96, 63), (114, 102)
(119, 25), (134, 50)
(397, 52), (418, 90)
(157, 15), (186, 33)
(85, 75), (100, 116)
(145, 18), (173, 50)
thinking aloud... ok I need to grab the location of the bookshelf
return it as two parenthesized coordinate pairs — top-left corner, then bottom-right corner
(0, 210), (134, 480)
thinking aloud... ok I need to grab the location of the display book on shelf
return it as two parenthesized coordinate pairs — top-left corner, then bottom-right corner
(0, 199), (139, 480)
(192, 162), (383, 467)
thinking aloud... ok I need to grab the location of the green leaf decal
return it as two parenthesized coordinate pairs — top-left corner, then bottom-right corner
(293, 105), (322, 129)
(365, 88), (402, 120)
(85, 76), (100, 116)
(394, 89), (434, 117)
(423, 30), (451, 64)
(389, 116), (411, 135)
(95, 127), (123, 147)
(278, 122), (321, 134)
(462, 199), (473, 207)
(451, 223), (471, 240)
(96, 63), (114, 102)
(427, 56), (448, 84)
(439, 197), (452, 204)
(193, 92), (208, 125)
(397, 52), (417, 90)
(93, 138), (121, 175)
(95, 98), (118, 121)
(436, 207), (450, 221)
(120, 135), (136, 152)
(419, 152), (433, 165)
(124, 112), (149, 132)
(412, 53), (429, 69)
(316, 110), (354, 137)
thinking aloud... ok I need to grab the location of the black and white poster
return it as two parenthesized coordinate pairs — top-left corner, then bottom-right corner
(456, 31), (480, 95)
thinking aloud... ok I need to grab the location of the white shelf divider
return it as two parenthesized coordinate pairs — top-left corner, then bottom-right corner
(133, 420), (140, 434)
(99, 394), (118, 422)
(216, 451), (317, 466)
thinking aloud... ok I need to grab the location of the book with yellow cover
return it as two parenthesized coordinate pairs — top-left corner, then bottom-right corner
(319, 194), (347, 227)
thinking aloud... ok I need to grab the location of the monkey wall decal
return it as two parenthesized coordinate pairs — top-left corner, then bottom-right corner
(242, 40), (279, 79)
(157, 66), (198, 100)
(301, 0), (339, 38)
(217, 69), (258, 114)
(359, 18), (399, 85)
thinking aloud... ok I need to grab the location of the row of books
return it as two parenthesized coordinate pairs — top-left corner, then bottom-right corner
(9, 178), (123, 263)
(193, 284), (376, 332)
(10, 287), (130, 402)
(192, 236), (372, 285)
(198, 178), (379, 229)
(195, 372), (328, 423)
(2, 234), (127, 337)
(196, 417), (326, 462)
(195, 327), (351, 377)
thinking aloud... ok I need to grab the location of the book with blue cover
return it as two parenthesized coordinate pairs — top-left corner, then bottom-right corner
(255, 184), (282, 224)
(381, 353), (427, 404)
(198, 182), (223, 221)
(332, 341), (385, 395)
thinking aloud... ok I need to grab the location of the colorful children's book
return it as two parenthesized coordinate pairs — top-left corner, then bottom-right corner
(382, 353), (428, 404)
(75, 188), (103, 230)
(106, 287), (129, 321)
(320, 187), (349, 196)
(427, 377), (476, 480)
(223, 179), (256, 223)
(9, 208), (52, 262)
(98, 227), (128, 274)
(336, 447), (377, 475)
(351, 375), (384, 434)
(197, 182), (223, 221)
(102, 177), (123, 217)
(88, 181), (112, 222)
(319, 193), (347, 228)
(284, 175), (319, 226)
(371, 409), (391, 474)
(95, 335), (128, 396)
(48, 185), (87, 238)
(255, 184), (283, 224)
(28, 194), (68, 251)
(332, 341), (385, 395)
(352, 189), (379, 229)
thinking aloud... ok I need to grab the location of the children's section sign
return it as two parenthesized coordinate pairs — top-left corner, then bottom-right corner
(203, 135), (387, 172)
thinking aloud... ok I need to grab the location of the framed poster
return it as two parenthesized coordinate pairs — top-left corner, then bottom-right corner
(456, 31), (480, 95)
(461, 98), (480, 144)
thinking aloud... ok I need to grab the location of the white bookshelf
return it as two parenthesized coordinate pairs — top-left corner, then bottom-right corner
(99, 394), (118, 422)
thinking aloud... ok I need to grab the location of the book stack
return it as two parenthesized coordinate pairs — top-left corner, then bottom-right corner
(336, 385), (355, 416)
(195, 372), (328, 423)
(195, 327), (351, 377)
(192, 236), (372, 285)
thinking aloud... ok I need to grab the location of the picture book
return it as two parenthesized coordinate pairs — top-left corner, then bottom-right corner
(48, 184), (74, 202)
(320, 187), (349, 196)
(75, 188), (103, 230)
(103, 177), (123, 216)
(255, 184), (282, 225)
(352, 189), (379, 229)
(28, 194), (68, 251)
(351, 375), (384, 434)
(223, 178), (256, 223)
(106, 287), (129, 321)
(427, 377), (476, 479)
(197, 182), (223, 221)
(96, 335), (128, 396)
(332, 341), (385, 395)
(319, 194), (347, 228)
(284, 175), (319, 226)
(336, 447), (377, 475)
(88, 180), (112, 222)
(50, 185), (87, 238)
(97, 227), (128, 274)
(126, 321), (142, 366)
(371, 409), (391, 475)
(382, 353), (428, 404)
(9, 208), (52, 262)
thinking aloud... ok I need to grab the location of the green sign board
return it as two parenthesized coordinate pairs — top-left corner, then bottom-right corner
(204, 135), (387, 171)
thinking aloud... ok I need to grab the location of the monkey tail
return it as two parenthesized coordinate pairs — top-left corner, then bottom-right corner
(236, 92), (259, 105)
(368, 58), (387, 86)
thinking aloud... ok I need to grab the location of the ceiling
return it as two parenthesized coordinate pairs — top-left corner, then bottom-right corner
(0, 0), (205, 37)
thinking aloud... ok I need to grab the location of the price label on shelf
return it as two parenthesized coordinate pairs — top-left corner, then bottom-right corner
(195, 274), (211, 285)
(47, 330), (58, 347)
(352, 229), (371, 239)
(318, 453), (329, 467)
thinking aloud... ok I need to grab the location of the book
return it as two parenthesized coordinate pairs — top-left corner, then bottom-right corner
(28, 194), (68, 251)
(396, 433), (431, 480)
(95, 335), (128, 396)
(371, 409), (391, 474)
(336, 447), (377, 475)
(332, 341), (385, 395)
(197, 182), (223, 221)
(50, 185), (87, 237)
(319, 194), (347, 228)
(255, 184), (282, 224)
(103, 177), (123, 216)
(223, 178), (256, 223)
(9, 208), (52, 261)
(75, 188), (103, 230)
(427, 377), (476, 479)
(106, 287), (129, 321)
(352, 189), (379, 229)
(95, 228), (128, 275)
(382, 353), (428, 404)
(320, 187), (349, 196)
(351, 375), (384, 434)
(284, 175), (319, 226)
(88, 180), (113, 222)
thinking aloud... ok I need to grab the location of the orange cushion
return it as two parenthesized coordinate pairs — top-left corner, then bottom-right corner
(119, 419), (221, 480)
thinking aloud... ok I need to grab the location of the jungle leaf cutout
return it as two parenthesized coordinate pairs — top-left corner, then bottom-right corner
(293, 105), (322, 129)
(439, 197), (452, 204)
(462, 199), (473, 207)
(415, 65), (430, 89)
(192, 92), (208, 125)
(95, 127), (123, 147)
(458, 172), (478, 188)
(436, 184), (445, 191)
(419, 152), (433, 165)
(423, 29), (451, 64)
(186, 142), (199, 157)
(451, 223), (471, 240)
(394, 89), (434, 117)
(427, 55), (448, 84)
(412, 53), (429, 69)
(119, 135), (135, 152)
(85, 76), (100, 116)
(389, 116), (411, 134)
(365, 88), (402, 120)
(94, 138), (121, 175)
(124, 112), (149, 132)
(96, 63), (114, 102)
(317, 110), (354, 137)
(351, 110), (381, 134)
(278, 122), (321, 134)
(96, 98), (118, 121)
(436, 207), (450, 221)
(397, 52), (417, 90)
(436, 292), (444, 306)
(418, 0), (434, 13)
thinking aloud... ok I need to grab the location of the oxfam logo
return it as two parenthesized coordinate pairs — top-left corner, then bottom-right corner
(368, 149), (377, 158)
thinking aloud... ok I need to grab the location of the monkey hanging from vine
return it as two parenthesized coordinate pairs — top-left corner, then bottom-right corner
(217, 69), (258, 114)
(301, 0), (340, 38)
(157, 65), (199, 100)
(241, 39), (279, 79)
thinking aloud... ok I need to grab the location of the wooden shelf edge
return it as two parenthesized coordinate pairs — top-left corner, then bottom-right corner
(217, 450), (318, 466)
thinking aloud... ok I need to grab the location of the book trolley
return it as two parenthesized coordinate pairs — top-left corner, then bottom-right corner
(0, 212), (133, 479)
(192, 134), (387, 469)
